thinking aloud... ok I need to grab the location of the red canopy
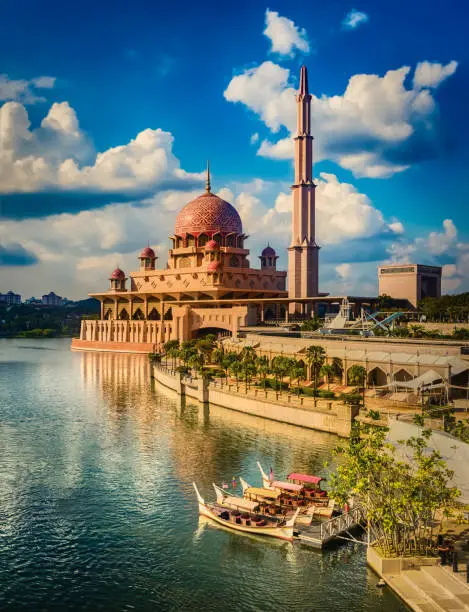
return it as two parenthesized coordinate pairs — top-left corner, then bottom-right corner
(287, 473), (323, 485)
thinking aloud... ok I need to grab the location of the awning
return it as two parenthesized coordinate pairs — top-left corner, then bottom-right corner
(272, 480), (303, 492)
(287, 472), (322, 485)
(245, 487), (280, 500)
(389, 369), (442, 390)
(222, 496), (259, 511)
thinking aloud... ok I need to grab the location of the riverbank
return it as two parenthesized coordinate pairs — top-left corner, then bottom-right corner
(152, 363), (359, 437)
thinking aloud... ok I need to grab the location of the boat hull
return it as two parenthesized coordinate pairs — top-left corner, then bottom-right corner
(197, 502), (295, 542)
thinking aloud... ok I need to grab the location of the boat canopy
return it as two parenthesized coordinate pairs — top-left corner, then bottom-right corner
(287, 473), (323, 485)
(223, 496), (259, 512)
(272, 480), (303, 492)
(245, 487), (281, 500)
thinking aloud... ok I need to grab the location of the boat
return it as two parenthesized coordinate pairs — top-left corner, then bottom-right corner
(192, 482), (299, 541)
(238, 478), (314, 526)
(257, 462), (335, 518)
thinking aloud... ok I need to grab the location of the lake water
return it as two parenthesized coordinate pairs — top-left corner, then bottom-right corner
(0, 338), (405, 611)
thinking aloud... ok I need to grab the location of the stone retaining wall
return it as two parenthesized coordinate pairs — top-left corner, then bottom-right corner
(71, 338), (156, 354)
(152, 365), (357, 437)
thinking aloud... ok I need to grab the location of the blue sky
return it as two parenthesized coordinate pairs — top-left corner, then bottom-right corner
(0, 0), (468, 298)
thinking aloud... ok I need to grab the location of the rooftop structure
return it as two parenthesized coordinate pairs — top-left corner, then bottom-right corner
(378, 264), (442, 307)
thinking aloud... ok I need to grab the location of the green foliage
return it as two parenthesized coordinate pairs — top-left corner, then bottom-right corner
(300, 317), (322, 331)
(339, 392), (362, 406)
(305, 345), (326, 390)
(347, 364), (366, 387)
(419, 293), (469, 323)
(329, 417), (460, 557)
(453, 327), (469, 340)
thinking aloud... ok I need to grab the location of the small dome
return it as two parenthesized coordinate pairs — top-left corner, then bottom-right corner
(207, 260), (221, 272)
(139, 246), (156, 258)
(110, 268), (125, 280)
(261, 245), (276, 257)
(175, 192), (242, 236)
(205, 239), (219, 251)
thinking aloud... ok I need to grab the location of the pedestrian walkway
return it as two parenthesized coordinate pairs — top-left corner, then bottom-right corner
(387, 564), (469, 611)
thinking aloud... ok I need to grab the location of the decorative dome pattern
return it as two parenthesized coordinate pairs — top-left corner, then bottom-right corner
(139, 246), (156, 258)
(261, 245), (276, 257)
(205, 239), (219, 251)
(207, 260), (221, 272)
(110, 268), (125, 280)
(174, 192), (242, 236)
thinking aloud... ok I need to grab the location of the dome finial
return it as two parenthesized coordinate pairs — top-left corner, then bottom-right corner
(206, 160), (211, 193)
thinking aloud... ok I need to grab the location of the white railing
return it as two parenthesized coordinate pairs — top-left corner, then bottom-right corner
(320, 506), (364, 540)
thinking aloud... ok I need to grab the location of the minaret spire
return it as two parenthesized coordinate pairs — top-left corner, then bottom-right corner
(288, 65), (319, 310)
(299, 64), (309, 95)
(205, 160), (211, 193)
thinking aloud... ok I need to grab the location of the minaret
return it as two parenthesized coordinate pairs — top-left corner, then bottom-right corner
(288, 65), (319, 311)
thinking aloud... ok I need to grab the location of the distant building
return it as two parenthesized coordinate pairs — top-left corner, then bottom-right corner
(378, 264), (442, 308)
(0, 291), (22, 305)
(41, 292), (65, 306)
(24, 297), (42, 304)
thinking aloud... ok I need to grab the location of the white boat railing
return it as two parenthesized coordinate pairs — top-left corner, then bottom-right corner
(319, 506), (364, 540)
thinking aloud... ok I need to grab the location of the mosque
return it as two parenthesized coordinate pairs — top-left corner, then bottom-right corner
(72, 66), (363, 353)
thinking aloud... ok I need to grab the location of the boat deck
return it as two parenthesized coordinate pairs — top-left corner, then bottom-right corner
(296, 506), (364, 549)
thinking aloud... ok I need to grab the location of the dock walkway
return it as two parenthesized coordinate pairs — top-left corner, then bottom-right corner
(297, 506), (364, 548)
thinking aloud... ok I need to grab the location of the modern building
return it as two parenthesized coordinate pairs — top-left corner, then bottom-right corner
(42, 292), (65, 306)
(0, 291), (21, 305)
(378, 264), (442, 307)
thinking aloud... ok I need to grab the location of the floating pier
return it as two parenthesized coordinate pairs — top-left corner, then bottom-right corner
(296, 506), (364, 549)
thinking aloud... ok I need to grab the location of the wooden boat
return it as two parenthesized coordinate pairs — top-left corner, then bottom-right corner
(192, 483), (299, 542)
(257, 462), (335, 518)
(238, 478), (313, 526)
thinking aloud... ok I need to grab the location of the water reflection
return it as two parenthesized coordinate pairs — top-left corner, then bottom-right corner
(0, 340), (404, 612)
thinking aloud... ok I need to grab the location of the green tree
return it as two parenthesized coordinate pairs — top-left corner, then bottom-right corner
(290, 361), (306, 395)
(271, 355), (290, 394)
(305, 345), (326, 391)
(256, 355), (270, 391)
(329, 414), (460, 557)
(300, 317), (322, 332)
(163, 340), (179, 368)
(229, 361), (243, 386)
(347, 364), (367, 406)
(241, 360), (257, 392)
(320, 364), (334, 391)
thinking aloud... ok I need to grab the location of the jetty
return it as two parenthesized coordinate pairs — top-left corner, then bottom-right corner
(296, 506), (364, 549)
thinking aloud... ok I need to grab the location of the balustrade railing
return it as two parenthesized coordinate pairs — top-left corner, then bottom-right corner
(320, 506), (364, 540)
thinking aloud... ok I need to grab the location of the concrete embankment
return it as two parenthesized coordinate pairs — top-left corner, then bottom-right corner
(367, 547), (469, 611)
(152, 364), (358, 437)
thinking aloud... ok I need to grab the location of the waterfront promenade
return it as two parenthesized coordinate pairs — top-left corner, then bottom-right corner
(152, 363), (359, 437)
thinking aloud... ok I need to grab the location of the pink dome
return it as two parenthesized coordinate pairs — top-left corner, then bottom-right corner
(261, 245), (276, 257)
(205, 239), (219, 251)
(110, 268), (125, 280)
(174, 192), (242, 236)
(139, 246), (155, 258)
(207, 260), (221, 272)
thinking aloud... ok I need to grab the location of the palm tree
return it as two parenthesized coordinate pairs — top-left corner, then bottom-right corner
(241, 360), (257, 392)
(305, 345), (326, 392)
(320, 364), (334, 391)
(229, 361), (243, 386)
(240, 345), (257, 363)
(256, 356), (270, 391)
(347, 364), (367, 406)
(272, 355), (290, 394)
(163, 340), (179, 368)
(290, 361), (306, 395)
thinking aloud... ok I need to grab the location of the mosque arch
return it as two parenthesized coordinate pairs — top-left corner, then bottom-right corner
(393, 369), (413, 382)
(148, 308), (160, 320)
(198, 233), (208, 247)
(367, 367), (388, 387)
(132, 308), (145, 320)
(163, 307), (173, 320)
(104, 308), (113, 320)
(186, 234), (195, 247)
(118, 308), (129, 320)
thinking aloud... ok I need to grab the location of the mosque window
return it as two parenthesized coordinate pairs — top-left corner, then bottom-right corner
(179, 257), (190, 268)
(230, 255), (239, 267)
(198, 234), (208, 246)
(187, 234), (195, 246)
(249, 280), (255, 289)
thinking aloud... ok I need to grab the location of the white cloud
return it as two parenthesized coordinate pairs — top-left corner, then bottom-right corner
(0, 172), (403, 298)
(224, 60), (458, 178)
(0, 100), (202, 195)
(413, 60), (458, 89)
(0, 74), (56, 104)
(250, 132), (259, 144)
(263, 9), (310, 56)
(386, 218), (469, 293)
(336, 263), (352, 279)
(342, 9), (369, 30)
